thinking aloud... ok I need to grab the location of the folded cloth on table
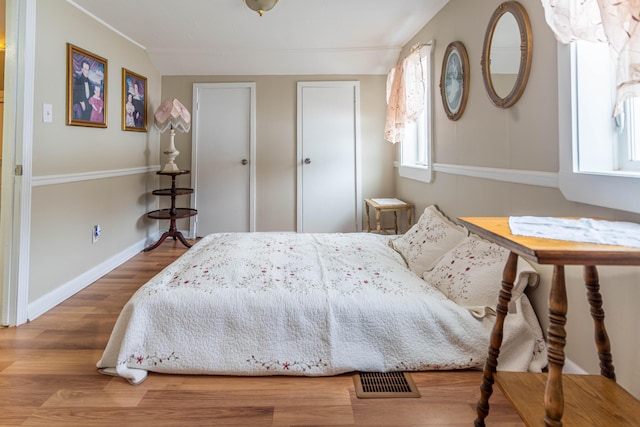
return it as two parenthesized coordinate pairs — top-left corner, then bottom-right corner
(508, 216), (640, 248)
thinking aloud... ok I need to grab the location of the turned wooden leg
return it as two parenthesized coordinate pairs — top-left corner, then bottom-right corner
(375, 209), (381, 234)
(393, 211), (398, 234)
(544, 265), (567, 427)
(584, 265), (616, 380)
(475, 251), (518, 427)
(407, 207), (412, 228)
(365, 202), (371, 232)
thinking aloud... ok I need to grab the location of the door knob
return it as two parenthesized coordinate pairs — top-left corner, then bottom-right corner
(304, 158), (311, 164)
(241, 159), (249, 165)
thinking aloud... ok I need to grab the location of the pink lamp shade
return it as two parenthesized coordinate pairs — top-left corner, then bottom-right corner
(154, 98), (191, 173)
(154, 98), (191, 133)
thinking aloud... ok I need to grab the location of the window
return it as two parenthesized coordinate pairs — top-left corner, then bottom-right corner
(619, 97), (640, 172)
(557, 41), (640, 213)
(573, 40), (640, 175)
(398, 44), (433, 183)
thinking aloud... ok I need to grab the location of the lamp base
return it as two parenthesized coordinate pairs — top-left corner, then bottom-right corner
(161, 162), (181, 173)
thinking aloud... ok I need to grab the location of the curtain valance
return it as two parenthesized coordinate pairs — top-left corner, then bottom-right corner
(541, 0), (640, 116)
(384, 44), (430, 143)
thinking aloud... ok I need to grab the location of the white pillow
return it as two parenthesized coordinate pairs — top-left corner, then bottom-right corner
(423, 233), (538, 310)
(391, 205), (467, 276)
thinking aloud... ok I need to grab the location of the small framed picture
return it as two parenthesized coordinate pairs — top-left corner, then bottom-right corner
(66, 43), (108, 128)
(122, 68), (148, 132)
(440, 41), (470, 121)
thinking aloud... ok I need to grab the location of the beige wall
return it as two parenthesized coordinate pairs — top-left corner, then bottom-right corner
(397, 0), (640, 398)
(161, 75), (395, 232)
(28, 0), (161, 301)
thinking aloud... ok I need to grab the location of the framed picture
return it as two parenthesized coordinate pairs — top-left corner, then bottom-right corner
(66, 43), (108, 128)
(122, 68), (148, 132)
(439, 41), (470, 121)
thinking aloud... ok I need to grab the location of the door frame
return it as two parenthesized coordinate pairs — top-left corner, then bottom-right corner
(1, 0), (35, 326)
(190, 82), (257, 235)
(296, 81), (362, 233)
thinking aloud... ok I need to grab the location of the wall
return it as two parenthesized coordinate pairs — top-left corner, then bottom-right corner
(396, 0), (640, 398)
(28, 0), (161, 303)
(161, 75), (394, 232)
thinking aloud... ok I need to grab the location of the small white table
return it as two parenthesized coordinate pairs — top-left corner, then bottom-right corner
(364, 198), (413, 234)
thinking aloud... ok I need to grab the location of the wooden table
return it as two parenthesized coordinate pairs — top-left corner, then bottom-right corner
(145, 170), (197, 251)
(364, 198), (413, 234)
(456, 217), (640, 427)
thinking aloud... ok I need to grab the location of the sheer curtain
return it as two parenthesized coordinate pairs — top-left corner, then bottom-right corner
(384, 45), (428, 144)
(541, 0), (640, 115)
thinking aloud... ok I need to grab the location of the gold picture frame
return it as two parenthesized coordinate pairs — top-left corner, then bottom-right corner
(122, 68), (148, 132)
(66, 43), (108, 128)
(481, 1), (533, 108)
(440, 41), (470, 121)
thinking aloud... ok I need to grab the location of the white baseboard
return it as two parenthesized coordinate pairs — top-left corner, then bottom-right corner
(27, 233), (161, 321)
(563, 358), (588, 374)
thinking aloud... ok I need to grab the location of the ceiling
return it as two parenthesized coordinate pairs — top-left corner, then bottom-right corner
(69, 0), (448, 76)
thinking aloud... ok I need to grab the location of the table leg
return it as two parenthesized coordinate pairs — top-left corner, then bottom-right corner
(365, 202), (371, 232)
(375, 209), (381, 234)
(144, 217), (193, 251)
(475, 251), (518, 427)
(544, 265), (568, 427)
(407, 207), (412, 228)
(584, 265), (616, 380)
(393, 211), (398, 234)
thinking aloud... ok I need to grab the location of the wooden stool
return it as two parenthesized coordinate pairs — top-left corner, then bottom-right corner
(364, 198), (413, 234)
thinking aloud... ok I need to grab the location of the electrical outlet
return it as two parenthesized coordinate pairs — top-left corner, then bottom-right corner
(92, 224), (101, 243)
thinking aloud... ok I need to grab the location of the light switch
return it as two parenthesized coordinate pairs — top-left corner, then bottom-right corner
(43, 104), (53, 123)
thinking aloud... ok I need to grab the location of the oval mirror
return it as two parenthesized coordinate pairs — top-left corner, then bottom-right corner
(481, 1), (532, 108)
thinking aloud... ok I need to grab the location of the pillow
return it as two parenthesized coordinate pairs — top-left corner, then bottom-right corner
(423, 233), (538, 311)
(390, 205), (468, 275)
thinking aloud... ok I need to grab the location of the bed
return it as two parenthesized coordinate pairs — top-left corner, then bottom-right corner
(98, 206), (547, 385)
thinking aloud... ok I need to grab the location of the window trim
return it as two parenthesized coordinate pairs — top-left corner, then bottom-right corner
(398, 42), (434, 184)
(557, 43), (640, 214)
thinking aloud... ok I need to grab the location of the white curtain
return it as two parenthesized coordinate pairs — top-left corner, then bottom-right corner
(541, 0), (640, 116)
(384, 45), (428, 144)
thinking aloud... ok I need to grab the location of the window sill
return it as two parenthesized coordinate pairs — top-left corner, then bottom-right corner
(397, 164), (432, 183)
(559, 171), (640, 214)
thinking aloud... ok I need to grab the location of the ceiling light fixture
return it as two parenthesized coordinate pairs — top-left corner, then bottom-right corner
(244, 0), (279, 16)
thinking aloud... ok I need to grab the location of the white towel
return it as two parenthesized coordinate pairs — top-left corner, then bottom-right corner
(508, 216), (640, 248)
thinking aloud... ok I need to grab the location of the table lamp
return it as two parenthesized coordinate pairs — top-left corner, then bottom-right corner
(154, 98), (191, 173)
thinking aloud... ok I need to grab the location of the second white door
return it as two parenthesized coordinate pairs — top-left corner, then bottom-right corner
(297, 81), (361, 233)
(192, 83), (256, 236)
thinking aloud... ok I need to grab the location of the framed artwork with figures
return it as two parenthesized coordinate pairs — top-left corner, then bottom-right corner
(122, 68), (148, 132)
(440, 41), (469, 121)
(66, 43), (108, 128)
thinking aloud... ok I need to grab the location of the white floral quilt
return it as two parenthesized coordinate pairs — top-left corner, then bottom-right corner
(97, 232), (547, 385)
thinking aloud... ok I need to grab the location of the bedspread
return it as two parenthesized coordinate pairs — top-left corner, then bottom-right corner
(97, 232), (546, 384)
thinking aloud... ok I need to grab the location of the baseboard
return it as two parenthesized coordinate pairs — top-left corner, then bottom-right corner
(563, 358), (588, 374)
(27, 233), (161, 321)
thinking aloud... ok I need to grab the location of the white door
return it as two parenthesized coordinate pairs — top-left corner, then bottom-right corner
(192, 83), (256, 236)
(297, 81), (361, 233)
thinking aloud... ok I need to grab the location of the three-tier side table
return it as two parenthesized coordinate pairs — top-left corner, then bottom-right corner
(144, 170), (197, 252)
(457, 217), (640, 427)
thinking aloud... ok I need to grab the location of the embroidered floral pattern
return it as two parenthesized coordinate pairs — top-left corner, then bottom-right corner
(143, 232), (408, 297)
(247, 355), (328, 373)
(423, 235), (512, 309)
(391, 206), (467, 275)
(121, 351), (179, 367)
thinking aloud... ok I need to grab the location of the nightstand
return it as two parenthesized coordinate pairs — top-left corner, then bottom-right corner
(364, 198), (413, 234)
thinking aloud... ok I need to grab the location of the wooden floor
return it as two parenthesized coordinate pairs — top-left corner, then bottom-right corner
(0, 239), (524, 426)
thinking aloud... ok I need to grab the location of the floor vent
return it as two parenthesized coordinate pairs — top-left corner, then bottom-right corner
(353, 372), (421, 398)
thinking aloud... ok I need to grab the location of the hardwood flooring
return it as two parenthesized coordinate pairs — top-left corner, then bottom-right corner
(0, 240), (524, 426)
